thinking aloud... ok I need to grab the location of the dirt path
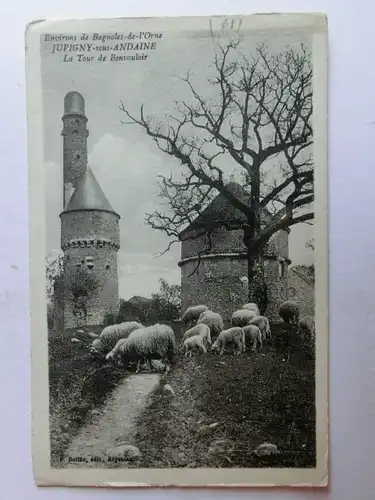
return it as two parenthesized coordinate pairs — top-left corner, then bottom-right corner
(61, 372), (160, 468)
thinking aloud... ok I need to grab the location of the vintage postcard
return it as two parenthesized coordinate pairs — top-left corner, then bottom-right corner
(26, 12), (328, 487)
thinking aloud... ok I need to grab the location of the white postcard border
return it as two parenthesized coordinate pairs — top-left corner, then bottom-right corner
(27, 12), (328, 488)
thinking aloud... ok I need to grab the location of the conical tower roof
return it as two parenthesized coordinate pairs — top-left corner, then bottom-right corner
(63, 167), (119, 216)
(178, 181), (273, 238)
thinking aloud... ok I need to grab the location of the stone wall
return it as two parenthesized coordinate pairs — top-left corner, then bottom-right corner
(288, 267), (315, 319)
(266, 229), (289, 259)
(62, 245), (119, 328)
(181, 227), (246, 259)
(62, 114), (89, 207)
(180, 256), (249, 325)
(59, 209), (120, 328)
(60, 210), (120, 248)
(180, 227), (290, 324)
(263, 259), (289, 322)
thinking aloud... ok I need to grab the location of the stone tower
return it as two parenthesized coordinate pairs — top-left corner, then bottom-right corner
(62, 91), (89, 208)
(178, 182), (291, 323)
(58, 92), (120, 328)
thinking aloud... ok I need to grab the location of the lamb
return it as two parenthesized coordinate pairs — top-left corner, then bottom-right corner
(183, 335), (207, 357)
(180, 323), (211, 348)
(114, 323), (176, 374)
(197, 311), (224, 338)
(243, 325), (263, 351)
(181, 305), (208, 325)
(279, 301), (300, 324)
(231, 309), (257, 327)
(89, 321), (143, 358)
(249, 315), (271, 341)
(242, 303), (260, 316)
(211, 327), (246, 356)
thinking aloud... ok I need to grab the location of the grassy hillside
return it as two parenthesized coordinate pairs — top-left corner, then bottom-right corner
(48, 326), (128, 466)
(48, 320), (183, 466)
(133, 323), (316, 468)
(48, 320), (315, 469)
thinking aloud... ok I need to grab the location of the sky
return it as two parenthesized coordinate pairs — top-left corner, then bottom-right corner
(42, 25), (314, 300)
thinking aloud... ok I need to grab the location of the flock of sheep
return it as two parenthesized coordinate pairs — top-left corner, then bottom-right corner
(79, 300), (315, 375)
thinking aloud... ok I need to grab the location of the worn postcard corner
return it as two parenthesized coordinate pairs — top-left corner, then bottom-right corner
(26, 12), (328, 488)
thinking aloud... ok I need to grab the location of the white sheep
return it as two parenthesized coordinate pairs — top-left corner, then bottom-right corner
(180, 323), (211, 348)
(279, 301), (300, 324)
(105, 337), (128, 363)
(243, 325), (263, 351)
(211, 327), (246, 356)
(231, 309), (257, 327)
(89, 321), (143, 358)
(249, 315), (271, 341)
(242, 303), (260, 316)
(197, 310), (224, 338)
(181, 305), (208, 325)
(115, 323), (176, 374)
(183, 335), (207, 357)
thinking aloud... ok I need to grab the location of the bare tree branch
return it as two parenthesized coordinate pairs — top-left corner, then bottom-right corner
(119, 38), (314, 293)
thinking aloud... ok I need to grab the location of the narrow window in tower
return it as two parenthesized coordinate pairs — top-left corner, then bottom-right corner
(85, 256), (94, 270)
(278, 261), (285, 278)
(75, 154), (81, 160)
(106, 262), (110, 270)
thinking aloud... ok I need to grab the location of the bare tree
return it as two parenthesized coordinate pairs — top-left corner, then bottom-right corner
(120, 39), (313, 303)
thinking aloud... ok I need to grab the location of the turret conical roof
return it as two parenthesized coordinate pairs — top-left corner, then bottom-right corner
(63, 167), (119, 216)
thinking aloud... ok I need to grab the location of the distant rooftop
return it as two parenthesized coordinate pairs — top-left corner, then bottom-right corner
(62, 167), (119, 216)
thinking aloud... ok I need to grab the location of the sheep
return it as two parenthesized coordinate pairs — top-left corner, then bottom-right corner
(197, 311), (224, 338)
(279, 301), (300, 325)
(115, 323), (176, 374)
(249, 315), (271, 341)
(105, 337), (128, 363)
(231, 309), (257, 328)
(183, 335), (207, 357)
(243, 325), (263, 351)
(106, 337), (150, 370)
(242, 303), (260, 316)
(211, 327), (246, 356)
(181, 305), (208, 325)
(180, 323), (211, 348)
(298, 315), (315, 345)
(89, 321), (143, 358)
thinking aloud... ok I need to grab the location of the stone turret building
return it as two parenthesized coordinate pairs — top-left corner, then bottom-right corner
(54, 91), (120, 328)
(178, 182), (291, 323)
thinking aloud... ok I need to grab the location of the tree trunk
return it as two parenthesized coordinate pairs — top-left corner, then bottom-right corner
(243, 221), (269, 316)
(247, 251), (268, 316)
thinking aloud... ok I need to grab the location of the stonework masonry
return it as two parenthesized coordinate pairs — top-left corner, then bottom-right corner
(62, 245), (119, 327)
(62, 92), (89, 208)
(60, 210), (120, 249)
(288, 267), (315, 319)
(54, 91), (121, 329)
(179, 215), (291, 323)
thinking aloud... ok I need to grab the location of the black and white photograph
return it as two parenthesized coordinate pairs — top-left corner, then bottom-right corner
(27, 12), (328, 487)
